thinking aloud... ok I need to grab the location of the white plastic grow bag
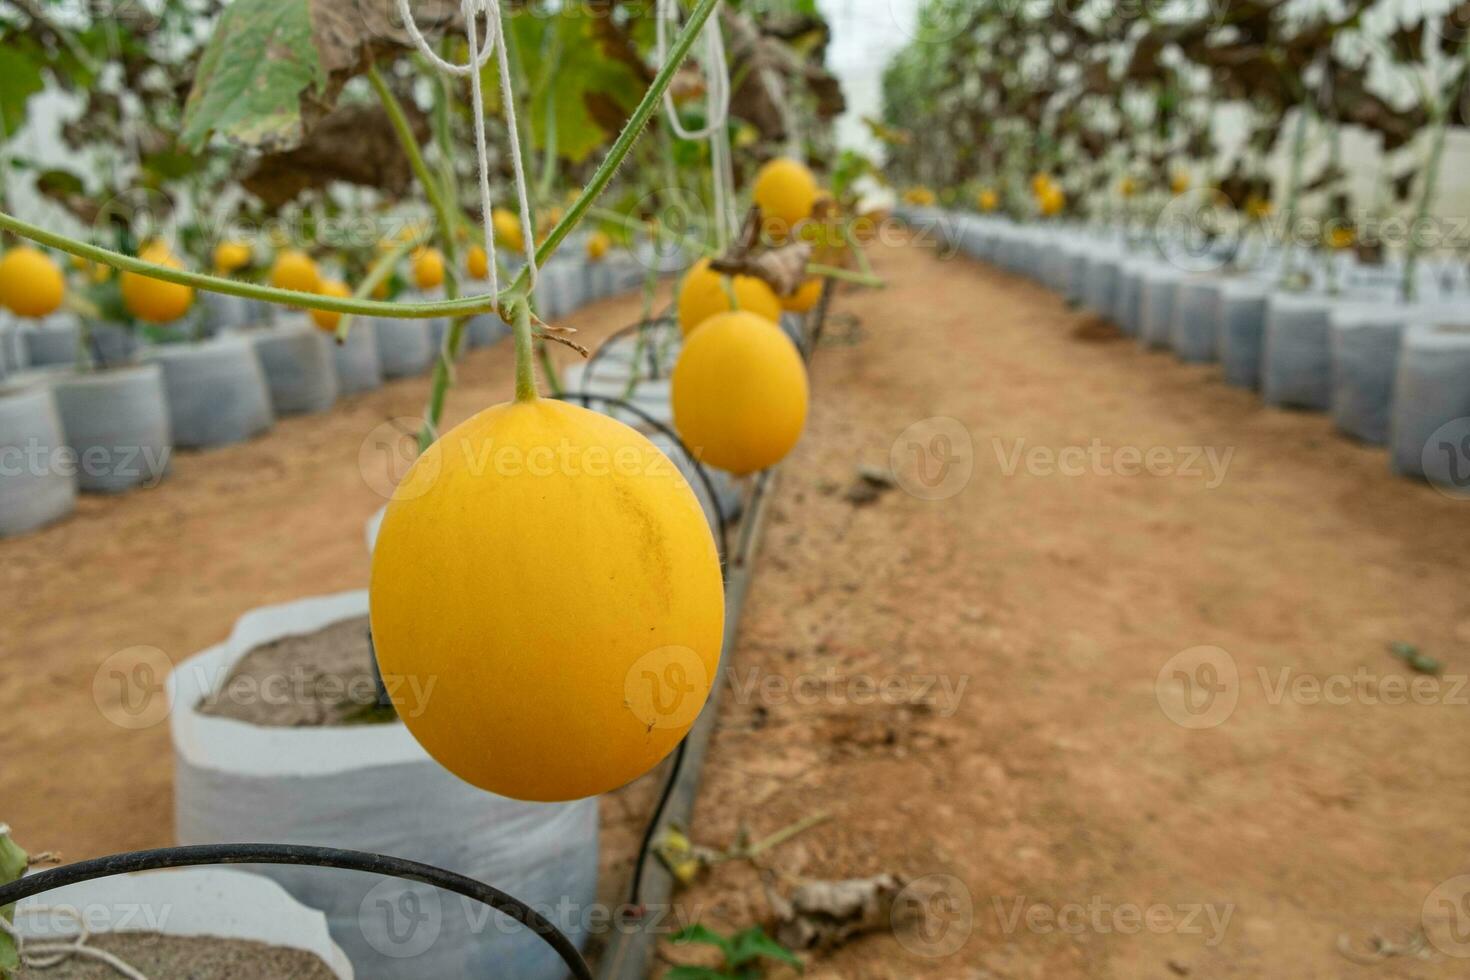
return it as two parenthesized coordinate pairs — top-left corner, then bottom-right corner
(328, 317), (384, 396)
(201, 290), (261, 333)
(561, 362), (674, 426)
(169, 591), (599, 980)
(51, 363), (172, 493)
(20, 315), (79, 367)
(1171, 276), (1223, 363)
(1082, 253), (1121, 316)
(143, 337), (275, 449)
(1111, 259), (1148, 336)
(243, 324), (340, 415)
(1137, 267), (1184, 350)
(1328, 304), (1404, 444)
(1263, 289), (1394, 411)
(0, 315), (27, 378)
(465, 312), (510, 348)
(1390, 321), (1470, 482)
(15, 868), (353, 978)
(1216, 278), (1270, 388)
(1260, 292), (1335, 410)
(371, 318), (434, 378)
(0, 380), (76, 535)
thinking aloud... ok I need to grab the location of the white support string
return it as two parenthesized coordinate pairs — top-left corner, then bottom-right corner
(395, 0), (538, 297)
(656, 0), (737, 250)
(0, 906), (149, 980)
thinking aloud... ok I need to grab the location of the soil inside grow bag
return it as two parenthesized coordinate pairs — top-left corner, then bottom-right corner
(195, 615), (393, 726)
(16, 932), (338, 979)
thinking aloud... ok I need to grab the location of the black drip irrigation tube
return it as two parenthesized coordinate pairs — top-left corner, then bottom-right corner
(582, 315), (681, 386)
(0, 843), (594, 980)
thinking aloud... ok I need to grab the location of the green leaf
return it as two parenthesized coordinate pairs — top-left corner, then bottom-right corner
(35, 168), (85, 197)
(502, 9), (644, 165)
(728, 927), (802, 970)
(0, 45), (44, 139)
(142, 148), (205, 184)
(180, 0), (327, 153)
(672, 923), (736, 963)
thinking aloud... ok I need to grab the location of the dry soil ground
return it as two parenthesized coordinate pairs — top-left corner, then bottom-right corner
(4, 237), (1468, 980)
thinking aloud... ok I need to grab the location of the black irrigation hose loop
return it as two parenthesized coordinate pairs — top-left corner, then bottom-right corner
(584, 316), (680, 385)
(552, 391), (730, 570)
(0, 843), (592, 980)
(624, 737), (688, 910)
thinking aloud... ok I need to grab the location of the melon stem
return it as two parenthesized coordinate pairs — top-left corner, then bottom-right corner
(513, 298), (538, 402)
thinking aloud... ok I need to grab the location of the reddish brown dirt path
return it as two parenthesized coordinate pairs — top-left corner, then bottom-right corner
(4, 239), (1470, 979)
(653, 239), (1470, 980)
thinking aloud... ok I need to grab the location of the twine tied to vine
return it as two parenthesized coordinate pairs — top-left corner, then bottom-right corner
(395, 0), (538, 299)
(656, 0), (737, 250)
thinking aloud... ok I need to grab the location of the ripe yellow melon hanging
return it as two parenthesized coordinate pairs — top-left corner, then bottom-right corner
(781, 277), (823, 314)
(672, 311), (808, 475)
(121, 245), (195, 324)
(1038, 184), (1066, 217)
(370, 398), (726, 802)
(586, 231), (611, 262)
(752, 158), (819, 239)
(311, 280), (350, 331)
(676, 258), (782, 335)
(493, 208), (525, 254)
(212, 240), (252, 274)
(466, 245), (489, 280)
(412, 247), (445, 290)
(0, 246), (65, 318)
(270, 249), (321, 293)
